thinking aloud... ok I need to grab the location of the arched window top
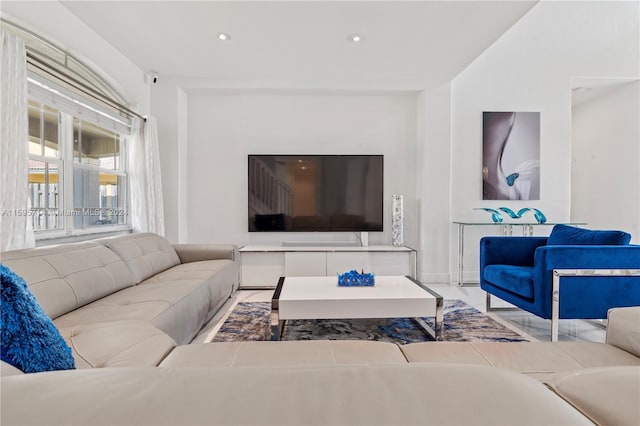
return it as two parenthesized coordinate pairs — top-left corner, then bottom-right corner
(2, 18), (144, 130)
(2, 18), (127, 105)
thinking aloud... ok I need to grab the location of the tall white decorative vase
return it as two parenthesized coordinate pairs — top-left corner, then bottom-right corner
(392, 195), (404, 247)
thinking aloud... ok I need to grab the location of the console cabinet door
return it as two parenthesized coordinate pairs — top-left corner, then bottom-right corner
(285, 252), (326, 276)
(326, 252), (411, 276)
(368, 252), (411, 276)
(240, 252), (284, 288)
(326, 252), (371, 276)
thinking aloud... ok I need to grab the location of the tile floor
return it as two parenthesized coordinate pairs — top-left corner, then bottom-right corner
(193, 284), (607, 344)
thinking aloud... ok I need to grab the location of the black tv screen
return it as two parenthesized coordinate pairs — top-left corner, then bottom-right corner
(249, 155), (383, 232)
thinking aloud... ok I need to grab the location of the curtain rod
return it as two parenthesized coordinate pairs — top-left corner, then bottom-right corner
(26, 52), (146, 122)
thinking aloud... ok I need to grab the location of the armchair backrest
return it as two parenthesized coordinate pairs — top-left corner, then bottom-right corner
(547, 224), (631, 246)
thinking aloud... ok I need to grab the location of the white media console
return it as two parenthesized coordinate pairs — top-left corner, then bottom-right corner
(239, 245), (417, 289)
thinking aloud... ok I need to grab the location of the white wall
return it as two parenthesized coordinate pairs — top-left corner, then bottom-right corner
(572, 81), (640, 243)
(150, 78), (186, 242)
(417, 83), (452, 284)
(1, 1), (149, 113)
(182, 90), (417, 247)
(152, 1), (638, 284)
(445, 1), (640, 282)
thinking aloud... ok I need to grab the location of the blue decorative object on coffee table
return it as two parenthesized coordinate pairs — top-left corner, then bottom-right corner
(338, 270), (375, 287)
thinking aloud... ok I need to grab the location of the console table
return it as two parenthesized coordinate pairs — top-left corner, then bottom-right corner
(453, 222), (586, 286)
(239, 245), (417, 289)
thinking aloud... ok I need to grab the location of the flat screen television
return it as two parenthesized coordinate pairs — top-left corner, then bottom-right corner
(248, 155), (383, 232)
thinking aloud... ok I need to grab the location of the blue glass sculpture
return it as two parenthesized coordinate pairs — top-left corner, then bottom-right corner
(531, 208), (546, 224)
(498, 207), (546, 224)
(473, 208), (503, 223)
(338, 270), (375, 287)
(498, 207), (520, 219)
(498, 207), (531, 219)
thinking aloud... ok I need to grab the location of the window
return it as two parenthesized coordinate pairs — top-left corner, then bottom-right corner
(5, 19), (134, 239)
(27, 97), (130, 238)
(72, 118), (127, 228)
(28, 101), (62, 231)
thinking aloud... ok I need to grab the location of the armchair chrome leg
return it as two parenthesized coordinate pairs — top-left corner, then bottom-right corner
(551, 268), (640, 342)
(552, 271), (560, 342)
(485, 292), (518, 312)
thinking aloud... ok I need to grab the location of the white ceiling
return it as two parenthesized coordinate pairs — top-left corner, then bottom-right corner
(571, 78), (639, 106)
(61, 1), (537, 90)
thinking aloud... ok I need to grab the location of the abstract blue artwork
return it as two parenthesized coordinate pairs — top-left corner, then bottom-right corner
(483, 112), (540, 200)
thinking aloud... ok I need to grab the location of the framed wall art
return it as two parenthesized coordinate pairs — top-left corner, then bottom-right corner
(482, 111), (540, 200)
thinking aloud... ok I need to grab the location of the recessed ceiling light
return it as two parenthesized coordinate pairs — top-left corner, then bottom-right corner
(217, 33), (230, 41)
(349, 34), (362, 43)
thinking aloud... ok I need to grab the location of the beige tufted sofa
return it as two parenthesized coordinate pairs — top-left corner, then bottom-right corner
(1, 232), (238, 367)
(1, 233), (639, 425)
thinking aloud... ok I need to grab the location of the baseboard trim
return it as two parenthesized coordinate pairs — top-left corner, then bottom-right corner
(417, 272), (450, 285)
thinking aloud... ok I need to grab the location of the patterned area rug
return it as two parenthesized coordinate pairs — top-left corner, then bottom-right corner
(211, 300), (530, 344)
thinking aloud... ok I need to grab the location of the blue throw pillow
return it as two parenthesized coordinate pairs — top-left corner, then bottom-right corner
(547, 224), (631, 246)
(0, 263), (75, 373)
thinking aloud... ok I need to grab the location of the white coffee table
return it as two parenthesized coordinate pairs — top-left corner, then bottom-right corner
(271, 275), (443, 341)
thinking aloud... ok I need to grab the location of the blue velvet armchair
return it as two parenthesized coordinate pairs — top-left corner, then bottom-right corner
(480, 225), (640, 340)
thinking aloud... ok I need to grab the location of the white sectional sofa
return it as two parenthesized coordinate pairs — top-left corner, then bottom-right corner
(1, 233), (238, 367)
(1, 233), (639, 425)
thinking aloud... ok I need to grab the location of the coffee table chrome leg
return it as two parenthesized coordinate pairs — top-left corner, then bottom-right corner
(414, 317), (437, 341)
(435, 297), (443, 340)
(414, 296), (444, 340)
(270, 310), (284, 341)
(270, 277), (285, 341)
(410, 282), (444, 341)
(270, 321), (284, 341)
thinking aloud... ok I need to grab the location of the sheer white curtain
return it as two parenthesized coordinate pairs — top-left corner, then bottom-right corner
(0, 29), (34, 251)
(128, 115), (165, 235)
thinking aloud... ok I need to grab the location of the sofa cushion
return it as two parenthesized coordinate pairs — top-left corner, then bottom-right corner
(483, 265), (534, 299)
(0, 242), (134, 319)
(553, 342), (640, 368)
(0, 364), (592, 425)
(401, 342), (582, 378)
(58, 320), (176, 368)
(402, 341), (640, 382)
(53, 278), (210, 345)
(398, 342), (493, 366)
(0, 264), (75, 373)
(99, 233), (180, 284)
(160, 341), (407, 368)
(52, 257), (235, 346)
(544, 367), (640, 426)
(143, 259), (236, 317)
(1, 360), (23, 376)
(547, 224), (631, 246)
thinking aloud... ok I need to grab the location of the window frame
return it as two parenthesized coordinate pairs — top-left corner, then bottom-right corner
(28, 102), (132, 242)
(27, 100), (65, 238)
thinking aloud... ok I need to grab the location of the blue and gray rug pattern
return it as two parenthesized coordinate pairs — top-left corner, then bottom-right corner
(212, 300), (530, 344)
